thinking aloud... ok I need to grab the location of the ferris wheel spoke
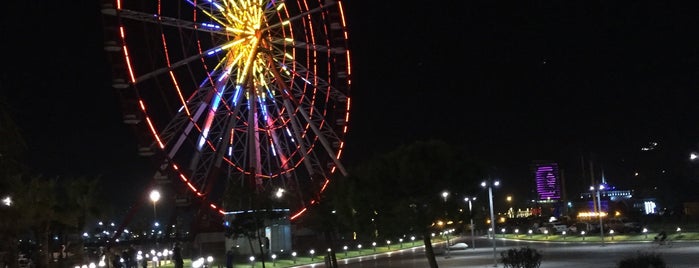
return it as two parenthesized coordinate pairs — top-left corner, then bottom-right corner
(260, 0), (338, 32)
(281, 98), (321, 177)
(134, 38), (249, 84)
(269, 38), (329, 52)
(272, 57), (349, 103)
(111, 8), (229, 36)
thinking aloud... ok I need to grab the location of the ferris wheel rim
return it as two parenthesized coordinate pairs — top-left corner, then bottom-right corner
(103, 0), (352, 220)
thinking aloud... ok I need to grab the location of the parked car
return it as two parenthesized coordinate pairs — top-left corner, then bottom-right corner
(538, 222), (568, 234)
(449, 243), (469, 250)
(606, 218), (643, 233)
(567, 222), (597, 234)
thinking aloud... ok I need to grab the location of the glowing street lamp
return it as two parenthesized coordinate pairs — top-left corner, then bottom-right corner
(464, 196), (477, 250)
(2, 196), (11, 207)
(590, 184), (605, 245)
(481, 179), (500, 267)
(440, 191), (450, 258)
(609, 229), (615, 240)
(149, 190), (161, 225)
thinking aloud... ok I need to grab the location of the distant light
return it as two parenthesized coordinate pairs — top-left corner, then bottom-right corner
(691, 153), (698, 160)
(275, 188), (285, 198)
(2, 196), (11, 206)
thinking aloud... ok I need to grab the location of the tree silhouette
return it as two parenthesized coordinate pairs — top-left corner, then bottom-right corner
(332, 139), (486, 268)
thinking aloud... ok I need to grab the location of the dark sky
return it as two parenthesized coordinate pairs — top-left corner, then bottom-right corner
(3, 1), (699, 210)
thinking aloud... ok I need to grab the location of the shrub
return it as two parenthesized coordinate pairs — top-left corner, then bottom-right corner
(617, 252), (666, 268)
(500, 247), (542, 268)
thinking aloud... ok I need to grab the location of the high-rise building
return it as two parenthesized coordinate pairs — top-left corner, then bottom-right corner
(534, 162), (561, 201)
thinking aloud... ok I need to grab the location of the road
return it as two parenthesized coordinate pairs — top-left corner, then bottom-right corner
(293, 236), (699, 268)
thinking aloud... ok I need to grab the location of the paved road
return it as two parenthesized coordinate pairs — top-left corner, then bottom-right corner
(293, 236), (699, 268)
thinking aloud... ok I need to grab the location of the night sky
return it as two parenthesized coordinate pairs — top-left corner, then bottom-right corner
(3, 1), (699, 211)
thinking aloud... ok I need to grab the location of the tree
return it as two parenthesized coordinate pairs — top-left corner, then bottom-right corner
(62, 175), (107, 264)
(332, 139), (486, 268)
(11, 174), (64, 268)
(2, 173), (108, 268)
(0, 94), (32, 268)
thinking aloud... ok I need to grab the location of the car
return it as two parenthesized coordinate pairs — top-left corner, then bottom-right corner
(448, 242), (469, 250)
(567, 222), (596, 234)
(538, 222), (568, 234)
(607, 218), (643, 233)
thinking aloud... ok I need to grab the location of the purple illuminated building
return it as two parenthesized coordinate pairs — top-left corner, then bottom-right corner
(534, 163), (561, 200)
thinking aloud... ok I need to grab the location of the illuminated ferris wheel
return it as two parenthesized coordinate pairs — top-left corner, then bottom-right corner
(101, 0), (351, 221)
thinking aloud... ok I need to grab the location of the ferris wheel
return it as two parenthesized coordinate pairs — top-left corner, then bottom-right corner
(101, 0), (351, 221)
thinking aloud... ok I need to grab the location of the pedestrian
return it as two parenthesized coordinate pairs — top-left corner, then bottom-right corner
(172, 243), (183, 268)
(225, 249), (234, 268)
(112, 254), (122, 268)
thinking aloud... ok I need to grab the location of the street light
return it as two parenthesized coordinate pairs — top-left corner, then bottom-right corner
(149, 190), (161, 225)
(464, 197), (477, 250)
(441, 191), (450, 258)
(481, 179), (500, 267)
(590, 185), (605, 245)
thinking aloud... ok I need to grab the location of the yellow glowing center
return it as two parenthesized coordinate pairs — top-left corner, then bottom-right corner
(219, 0), (270, 94)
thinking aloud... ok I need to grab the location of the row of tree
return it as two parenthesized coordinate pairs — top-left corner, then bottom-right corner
(300, 139), (493, 268)
(1, 96), (108, 268)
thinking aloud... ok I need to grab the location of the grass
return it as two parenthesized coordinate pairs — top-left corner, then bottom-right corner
(154, 242), (428, 268)
(158, 231), (698, 268)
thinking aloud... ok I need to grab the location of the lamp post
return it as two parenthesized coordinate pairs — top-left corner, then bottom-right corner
(149, 189), (161, 249)
(441, 191), (451, 258)
(482, 179), (500, 267)
(149, 190), (161, 224)
(464, 197), (476, 250)
(589, 185), (605, 245)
